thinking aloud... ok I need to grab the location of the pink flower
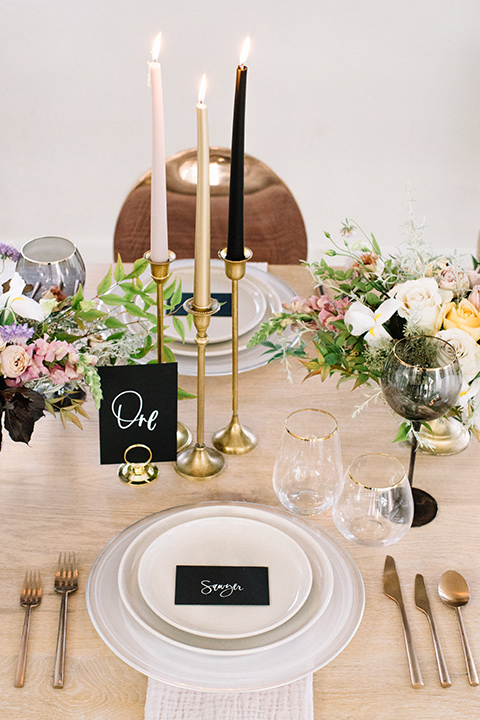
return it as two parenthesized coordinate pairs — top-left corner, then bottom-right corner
(437, 266), (470, 294)
(467, 270), (480, 288)
(468, 285), (480, 312)
(4, 337), (83, 387)
(282, 296), (312, 313)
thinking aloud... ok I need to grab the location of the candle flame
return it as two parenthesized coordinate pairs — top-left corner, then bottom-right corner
(151, 33), (162, 62)
(198, 74), (207, 104)
(239, 36), (250, 66)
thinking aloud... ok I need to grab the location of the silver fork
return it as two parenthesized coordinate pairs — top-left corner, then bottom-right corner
(53, 552), (78, 688)
(14, 570), (42, 687)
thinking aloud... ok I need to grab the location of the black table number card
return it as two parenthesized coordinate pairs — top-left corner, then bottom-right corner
(172, 293), (232, 317)
(175, 566), (270, 606)
(98, 363), (178, 464)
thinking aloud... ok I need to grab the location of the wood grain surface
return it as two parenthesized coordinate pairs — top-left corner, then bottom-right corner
(1, 265), (479, 718)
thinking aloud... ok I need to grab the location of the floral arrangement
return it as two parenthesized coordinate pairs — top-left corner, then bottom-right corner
(0, 248), (187, 448)
(249, 214), (480, 442)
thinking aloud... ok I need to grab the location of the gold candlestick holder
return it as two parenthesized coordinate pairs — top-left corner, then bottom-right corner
(145, 250), (192, 453)
(212, 247), (257, 454)
(175, 297), (225, 480)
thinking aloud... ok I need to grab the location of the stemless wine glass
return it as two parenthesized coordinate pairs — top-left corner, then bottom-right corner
(273, 408), (343, 515)
(381, 335), (462, 526)
(333, 453), (414, 546)
(16, 236), (86, 299)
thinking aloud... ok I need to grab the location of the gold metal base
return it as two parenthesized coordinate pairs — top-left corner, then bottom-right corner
(175, 443), (225, 480)
(212, 415), (257, 455)
(118, 444), (159, 485)
(176, 421), (192, 453)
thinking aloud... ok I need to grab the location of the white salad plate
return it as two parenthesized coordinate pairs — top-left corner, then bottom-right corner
(164, 261), (267, 344)
(117, 504), (334, 656)
(87, 502), (364, 691)
(136, 515), (313, 639)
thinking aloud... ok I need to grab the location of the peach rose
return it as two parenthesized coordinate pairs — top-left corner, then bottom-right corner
(442, 299), (480, 341)
(0, 344), (31, 378)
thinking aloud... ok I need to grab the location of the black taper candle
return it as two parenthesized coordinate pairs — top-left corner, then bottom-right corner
(227, 63), (247, 260)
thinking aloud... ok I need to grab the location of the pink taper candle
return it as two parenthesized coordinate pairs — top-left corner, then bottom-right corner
(148, 33), (169, 262)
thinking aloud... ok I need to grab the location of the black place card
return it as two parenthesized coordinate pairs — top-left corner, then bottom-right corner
(97, 363), (177, 464)
(172, 293), (232, 317)
(174, 565), (270, 606)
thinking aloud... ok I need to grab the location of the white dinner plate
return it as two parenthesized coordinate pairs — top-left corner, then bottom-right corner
(165, 261), (267, 344)
(117, 505), (334, 655)
(137, 515), (313, 639)
(87, 502), (365, 691)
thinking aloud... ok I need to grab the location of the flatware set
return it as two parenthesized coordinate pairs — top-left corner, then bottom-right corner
(384, 556), (479, 688)
(14, 553), (78, 689)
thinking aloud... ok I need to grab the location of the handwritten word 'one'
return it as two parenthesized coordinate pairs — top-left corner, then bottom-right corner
(111, 391), (158, 431)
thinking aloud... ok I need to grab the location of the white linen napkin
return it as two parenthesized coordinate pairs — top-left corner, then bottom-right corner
(145, 675), (314, 720)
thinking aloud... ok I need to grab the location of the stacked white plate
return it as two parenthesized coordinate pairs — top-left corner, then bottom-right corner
(86, 502), (365, 692)
(164, 259), (296, 376)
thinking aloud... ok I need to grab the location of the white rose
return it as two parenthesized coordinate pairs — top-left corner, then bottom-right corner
(436, 328), (480, 383)
(389, 277), (452, 331)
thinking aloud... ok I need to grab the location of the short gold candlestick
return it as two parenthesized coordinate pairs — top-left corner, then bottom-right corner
(212, 247), (257, 454)
(175, 298), (225, 480)
(145, 250), (192, 453)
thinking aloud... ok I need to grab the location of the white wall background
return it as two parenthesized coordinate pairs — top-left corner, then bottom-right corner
(1, 0), (480, 264)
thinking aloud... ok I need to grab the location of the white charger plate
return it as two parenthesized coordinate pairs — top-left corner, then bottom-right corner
(137, 515), (313, 639)
(87, 502), (364, 691)
(117, 505), (334, 656)
(165, 261), (267, 344)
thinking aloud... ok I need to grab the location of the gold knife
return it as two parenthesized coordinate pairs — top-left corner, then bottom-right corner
(415, 573), (451, 687)
(383, 555), (424, 689)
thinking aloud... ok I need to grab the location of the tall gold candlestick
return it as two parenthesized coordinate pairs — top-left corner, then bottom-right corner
(145, 250), (191, 453)
(175, 298), (225, 480)
(212, 247), (257, 454)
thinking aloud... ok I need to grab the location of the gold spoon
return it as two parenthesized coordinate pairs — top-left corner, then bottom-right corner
(438, 570), (479, 686)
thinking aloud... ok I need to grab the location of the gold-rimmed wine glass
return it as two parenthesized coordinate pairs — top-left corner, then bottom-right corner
(381, 335), (462, 526)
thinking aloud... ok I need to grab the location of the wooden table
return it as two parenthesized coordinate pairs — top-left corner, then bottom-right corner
(1, 265), (479, 718)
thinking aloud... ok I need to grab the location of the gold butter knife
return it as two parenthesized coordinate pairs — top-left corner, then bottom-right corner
(415, 573), (451, 687)
(383, 555), (424, 689)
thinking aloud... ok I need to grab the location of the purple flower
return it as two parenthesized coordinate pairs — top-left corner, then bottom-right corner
(0, 323), (34, 343)
(0, 243), (21, 262)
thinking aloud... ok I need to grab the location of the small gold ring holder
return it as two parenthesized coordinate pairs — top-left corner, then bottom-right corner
(145, 250), (192, 454)
(212, 247), (257, 454)
(175, 297), (225, 480)
(118, 444), (159, 485)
